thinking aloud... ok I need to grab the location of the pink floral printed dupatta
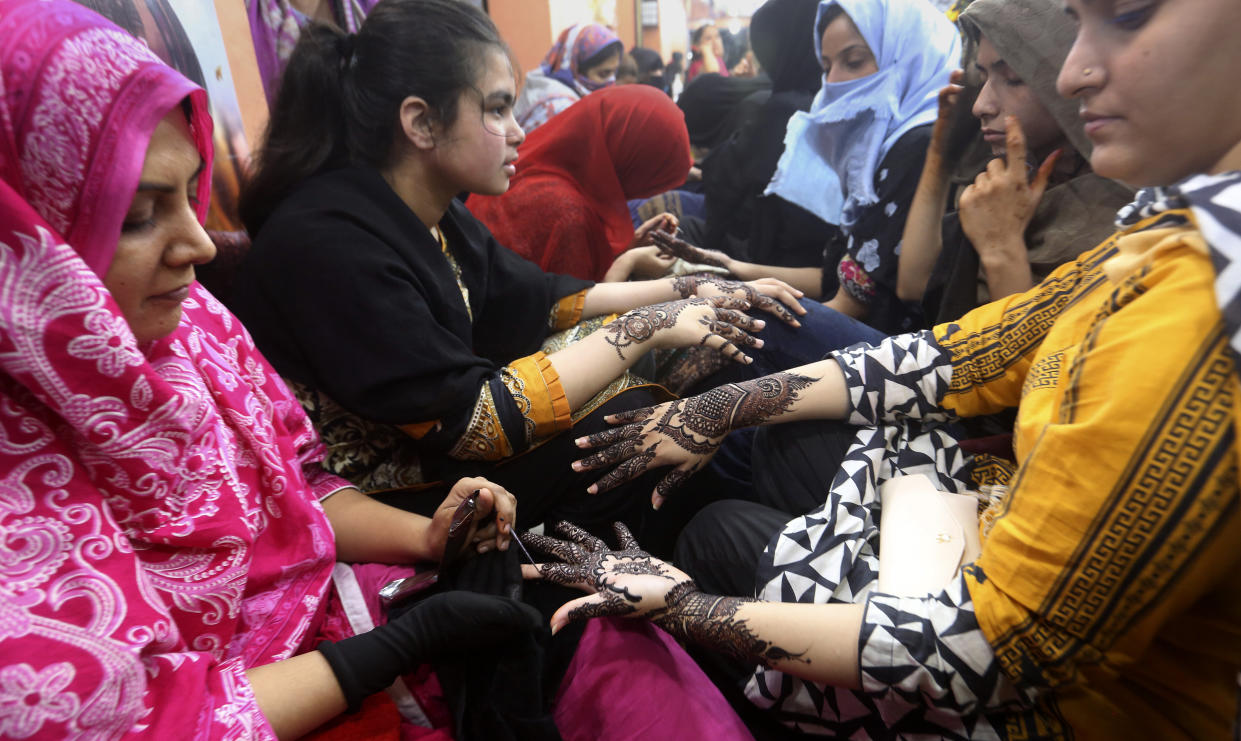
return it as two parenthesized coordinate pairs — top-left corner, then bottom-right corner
(0, 1), (348, 737)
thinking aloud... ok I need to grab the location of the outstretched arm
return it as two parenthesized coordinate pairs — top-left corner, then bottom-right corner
(523, 522), (864, 687)
(572, 360), (849, 507)
(653, 231), (827, 298)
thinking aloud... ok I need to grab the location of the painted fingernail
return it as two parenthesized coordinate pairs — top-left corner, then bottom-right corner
(550, 619), (565, 635)
(571, 462), (582, 471)
(755, 339), (765, 348)
(587, 485), (598, 495)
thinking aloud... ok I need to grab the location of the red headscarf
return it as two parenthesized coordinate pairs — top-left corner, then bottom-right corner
(469, 84), (691, 280)
(0, 2), (347, 735)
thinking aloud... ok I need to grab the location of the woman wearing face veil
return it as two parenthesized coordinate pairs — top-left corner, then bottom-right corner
(697, 0), (829, 266)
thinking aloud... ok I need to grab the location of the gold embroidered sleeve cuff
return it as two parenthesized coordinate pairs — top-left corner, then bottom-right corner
(501, 351), (573, 443)
(548, 289), (589, 331)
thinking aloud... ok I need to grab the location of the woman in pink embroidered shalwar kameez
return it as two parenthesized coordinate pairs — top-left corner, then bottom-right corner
(0, 2), (544, 738)
(0, 3), (756, 739)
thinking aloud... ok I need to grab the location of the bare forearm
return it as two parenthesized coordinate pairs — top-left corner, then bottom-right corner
(728, 262), (824, 299)
(979, 244), (1034, 300)
(655, 586), (863, 689)
(823, 290), (867, 320)
(248, 652), (347, 739)
(896, 158), (952, 302)
(580, 278), (680, 317)
(322, 488), (434, 563)
(545, 328), (643, 409)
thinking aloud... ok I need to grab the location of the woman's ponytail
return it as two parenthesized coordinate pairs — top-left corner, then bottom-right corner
(240, 23), (352, 234)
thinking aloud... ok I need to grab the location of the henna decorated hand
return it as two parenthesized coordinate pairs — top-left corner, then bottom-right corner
(572, 371), (820, 508)
(630, 212), (679, 250)
(602, 296), (764, 364)
(522, 522), (807, 667)
(651, 230), (733, 271)
(520, 521), (695, 632)
(670, 273), (806, 327)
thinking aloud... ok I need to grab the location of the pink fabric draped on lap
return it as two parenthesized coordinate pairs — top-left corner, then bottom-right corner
(555, 619), (755, 741)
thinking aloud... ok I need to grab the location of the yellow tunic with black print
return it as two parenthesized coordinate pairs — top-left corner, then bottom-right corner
(952, 210), (1241, 737)
(749, 205), (1241, 738)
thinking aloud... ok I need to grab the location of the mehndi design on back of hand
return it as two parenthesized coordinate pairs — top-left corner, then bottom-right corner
(528, 522), (808, 668)
(671, 275), (798, 325)
(603, 301), (693, 361)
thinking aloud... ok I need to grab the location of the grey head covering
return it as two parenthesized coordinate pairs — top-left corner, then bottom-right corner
(958, 0), (1092, 158)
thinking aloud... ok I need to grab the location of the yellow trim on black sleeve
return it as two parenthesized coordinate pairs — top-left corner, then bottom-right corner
(548, 289), (589, 331)
(501, 351), (573, 443)
(447, 382), (514, 461)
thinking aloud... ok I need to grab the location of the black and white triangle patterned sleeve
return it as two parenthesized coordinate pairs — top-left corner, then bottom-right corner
(833, 329), (956, 426)
(860, 574), (1036, 721)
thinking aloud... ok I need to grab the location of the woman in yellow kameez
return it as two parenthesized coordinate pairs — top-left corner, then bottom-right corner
(524, 0), (1241, 736)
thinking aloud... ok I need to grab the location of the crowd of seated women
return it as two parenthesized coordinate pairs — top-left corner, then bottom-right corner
(1, 0), (1238, 738)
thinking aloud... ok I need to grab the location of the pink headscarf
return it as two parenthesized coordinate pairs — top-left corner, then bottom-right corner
(0, 1), (345, 736)
(0, 0), (213, 276)
(540, 23), (622, 94)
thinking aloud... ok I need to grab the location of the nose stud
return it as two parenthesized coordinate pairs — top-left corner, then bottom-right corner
(1082, 67), (1094, 76)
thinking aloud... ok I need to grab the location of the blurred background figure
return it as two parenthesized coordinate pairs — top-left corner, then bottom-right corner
(515, 22), (623, 131)
(630, 47), (668, 94)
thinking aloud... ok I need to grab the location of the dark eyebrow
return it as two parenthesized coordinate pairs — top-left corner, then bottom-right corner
(483, 91), (514, 107)
(136, 158), (206, 193)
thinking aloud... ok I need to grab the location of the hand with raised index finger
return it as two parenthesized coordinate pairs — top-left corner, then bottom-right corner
(959, 115), (1059, 291)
